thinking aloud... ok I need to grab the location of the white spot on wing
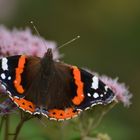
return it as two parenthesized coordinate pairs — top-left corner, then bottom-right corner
(2, 58), (8, 71)
(76, 109), (83, 112)
(8, 76), (11, 80)
(25, 110), (32, 114)
(105, 86), (108, 91)
(100, 94), (103, 97)
(91, 76), (99, 90)
(49, 118), (57, 121)
(57, 119), (64, 121)
(85, 107), (90, 110)
(7, 90), (11, 96)
(42, 113), (48, 118)
(14, 96), (20, 99)
(72, 115), (78, 118)
(87, 93), (91, 97)
(34, 112), (41, 115)
(66, 117), (71, 120)
(1, 84), (6, 90)
(93, 92), (99, 98)
(1, 73), (6, 79)
(91, 103), (96, 107)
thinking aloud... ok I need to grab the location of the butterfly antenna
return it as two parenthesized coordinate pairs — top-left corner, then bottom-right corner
(58, 35), (80, 50)
(30, 21), (80, 54)
(30, 21), (48, 50)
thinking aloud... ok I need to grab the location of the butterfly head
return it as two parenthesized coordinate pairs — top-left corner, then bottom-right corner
(44, 48), (53, 60)
(41, 48), (53, 67)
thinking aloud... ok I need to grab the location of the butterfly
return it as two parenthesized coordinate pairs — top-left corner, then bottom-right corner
(0, 48), (115, 121)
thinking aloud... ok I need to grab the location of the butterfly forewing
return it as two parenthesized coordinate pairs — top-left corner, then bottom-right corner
(74, 68), (115, 110)
(0, 55), (27, 98)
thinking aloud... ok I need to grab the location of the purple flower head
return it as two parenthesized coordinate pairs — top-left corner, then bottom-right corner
(0, 25), (59, 59)
(100, 75), (132, 107)
(0, 98), (17, 115)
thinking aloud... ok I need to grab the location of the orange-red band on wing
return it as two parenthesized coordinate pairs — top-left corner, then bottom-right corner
(13, 97), (79, 120)
(14, 55), (26, 94)
(48, 108), (79, 120)
(13, 98), (35, 113)
(71, 66), (84, 105)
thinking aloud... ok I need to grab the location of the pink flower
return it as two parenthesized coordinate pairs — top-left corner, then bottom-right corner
(100, 75), (132, 107)
(0, 25), (59, 59)
(0, 98), (17, 115)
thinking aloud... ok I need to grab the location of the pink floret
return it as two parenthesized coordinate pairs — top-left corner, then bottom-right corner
(0, 25), (59, 59)
(100, 75), (132, 107)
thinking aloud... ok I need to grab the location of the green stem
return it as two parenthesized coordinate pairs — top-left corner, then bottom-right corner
(60, 122), (68, 140)
(13, 114), (33, 140)
(13, 118), (25, 140)
(80, 102), (116, 139)
(4, 115), (10, 140)
(0, 116), (5, 134)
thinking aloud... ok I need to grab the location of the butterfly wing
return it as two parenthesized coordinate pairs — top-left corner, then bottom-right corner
(0, 55), (42, 114)
(72, 68), (115, 111)
(0, 55), (27, 98)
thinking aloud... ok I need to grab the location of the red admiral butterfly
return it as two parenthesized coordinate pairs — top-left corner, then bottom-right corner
(0, 48), (115, 121)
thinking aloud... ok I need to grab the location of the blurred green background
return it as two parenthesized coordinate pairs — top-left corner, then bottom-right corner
(0, 0), (140, 140)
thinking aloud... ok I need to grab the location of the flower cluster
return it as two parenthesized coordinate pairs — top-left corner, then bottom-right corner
(0, 26), (59, 59)
(100, 76), (132, 107)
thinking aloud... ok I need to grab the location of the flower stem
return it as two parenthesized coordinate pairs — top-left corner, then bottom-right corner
(13, 113), (33, 140)
(13, 118), (25, 140)
(4, 115), (10, 140)
(0, 116), (5, 134)
(79, 102), (116, 139)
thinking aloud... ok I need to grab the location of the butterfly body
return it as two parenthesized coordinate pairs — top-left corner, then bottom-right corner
(0, 49), (115, 120)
